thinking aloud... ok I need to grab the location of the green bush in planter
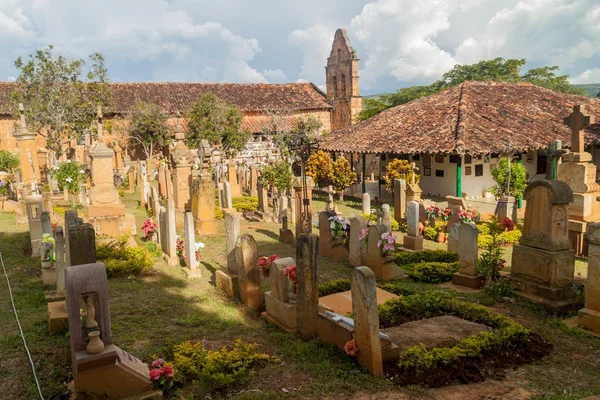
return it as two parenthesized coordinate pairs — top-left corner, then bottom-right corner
(413, 262), (459, 283)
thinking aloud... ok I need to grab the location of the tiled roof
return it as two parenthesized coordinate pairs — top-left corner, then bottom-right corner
(0, 82), (331, 115)
(320, 81), (600, 154)
(167, 115), (298, 134)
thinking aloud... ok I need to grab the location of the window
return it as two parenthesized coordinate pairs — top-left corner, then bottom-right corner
(537, 155), (547, 175)
(475, 164), (483, 176)
(423, 154), (431, 168)
(341, 74), (346, 96)
(332, 76), (337, 97)
(435, 154), (444, 163)
(435, 169), (444, 177)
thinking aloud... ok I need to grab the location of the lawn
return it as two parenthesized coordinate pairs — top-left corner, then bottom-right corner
(0, 192), (599, 399)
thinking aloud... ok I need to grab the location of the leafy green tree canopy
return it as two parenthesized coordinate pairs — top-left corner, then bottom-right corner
(490, 158), (527, 199)
(127, 101), (170, 161)
(185, 93), (251, 158)
(358, 58), (586, 121)
(11, 46), (111, 157)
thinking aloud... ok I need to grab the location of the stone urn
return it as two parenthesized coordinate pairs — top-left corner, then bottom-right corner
(86, 331), (104, 355)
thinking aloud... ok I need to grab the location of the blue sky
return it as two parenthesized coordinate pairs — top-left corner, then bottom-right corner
(1, 0), (599, 95)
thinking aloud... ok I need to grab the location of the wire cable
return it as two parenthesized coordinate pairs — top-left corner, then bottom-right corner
(0, 250), (45, 399)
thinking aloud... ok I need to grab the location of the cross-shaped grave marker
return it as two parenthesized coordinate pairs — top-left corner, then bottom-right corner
(564, 104), (594, 154)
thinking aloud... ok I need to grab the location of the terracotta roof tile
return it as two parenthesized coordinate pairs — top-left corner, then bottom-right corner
(320, 81), (600, 154)
(0, 82), (331, 115)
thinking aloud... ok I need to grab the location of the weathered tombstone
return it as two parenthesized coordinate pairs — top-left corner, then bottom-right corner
(249, 166), (259, 197)
(497, 195), (516, 222)
(183, 212), (200, 277)
(65, 263), (155, 398)
(319, 211), (349, 261)
(403, 201), (423, 250)
(381, 204), (392, 233)
(452, 223), (485, 288)
(24, 194), (44, 257)
(365, 224), (404, 280)
(217, 182), (224, 208)
(262, 257), (297, 332)
(236, 234), (262, 312)
(296, 234), (319, 338)
(158, 165), (167, 199)
(216, 212), (241, 298)
(445, 196), (468, 227)
(223, 181), (233, 210)
(447, 222), (460, 253)
(55, 226), (66, 296)
(511, 180), (576, 312)
(279, 211), (296, 244)
(293, 176), (315, 235)
(578, 223), (600, 333)
(40, 211), (56, 285)
(191, 164), (219, 236)
(289, 195), (297, 226)
(362, 192), (371, 215)
(227, 161), (242, 197)
(64, 210), (80, 267)
(171, 122), (193, 228)
(394, 179), (406, 222)
(256, 182), (269, 219)
(68, 223), (97, 267)
(348, 214), (367, 267)
(351, 266), (384, 377)
(161, 200), (178, 267)
(150, 186), (160, 219)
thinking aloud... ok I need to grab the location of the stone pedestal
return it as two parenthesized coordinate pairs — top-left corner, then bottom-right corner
(191, 172), (218, 236)
(497, 196), (516, 221)
(171, 125), (193, 229)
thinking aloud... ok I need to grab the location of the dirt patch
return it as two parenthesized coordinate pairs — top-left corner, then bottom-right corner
(382, 316), (491, 351)
(385, 332), (552, 388)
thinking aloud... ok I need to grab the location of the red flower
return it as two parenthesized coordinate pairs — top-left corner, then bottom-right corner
(151, 358), (163, 368)
(149, 368), (162, 381)
(161, 365), (174, 378)
(344, 339), (358, 356)
(257, 257), (269, 268)
(268, 254), (280, 264)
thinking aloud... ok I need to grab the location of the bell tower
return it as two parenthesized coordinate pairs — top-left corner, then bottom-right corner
(325, 29), (362, 131)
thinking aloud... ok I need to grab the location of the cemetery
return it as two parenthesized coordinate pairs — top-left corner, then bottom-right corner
(1, 27), (600, 400)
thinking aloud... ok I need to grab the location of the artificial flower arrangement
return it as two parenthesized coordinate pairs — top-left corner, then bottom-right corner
(344, 334), (358, 357)
(425, 205), (442, 219)
(283, 264), (297, 294)
(257, 254), (280, 278)
(41, 233), (56, 263)
(0, 171), (16, 198)
(141, 219), (157, 240)
(328, 215), (350, 237)
(377, 231), (396, 255)
(149, 358), (175, 395)
(175, 237), (204, 264)
(499, 217), (515, 231)
(359, 227), (369, 245)
(458, 209), (477, 224)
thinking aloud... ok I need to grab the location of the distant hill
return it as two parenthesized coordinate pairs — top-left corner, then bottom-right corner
(573, 84), (600, 97)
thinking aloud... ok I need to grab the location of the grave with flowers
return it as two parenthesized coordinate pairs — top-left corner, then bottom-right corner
(363, 224), (405, 280)
(318, 211), (350, 261)
(262, 256), (298, 332)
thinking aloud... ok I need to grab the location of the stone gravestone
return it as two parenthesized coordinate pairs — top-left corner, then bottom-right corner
(296, 234), (319, 339)
(161, 200), (178, 267)
(40, 211), (56, 285)
(452, 223), (485, 289)
(351, 266), (384, 377)
(445, 196), (468, 227)
(24, 194), (44, 257)
(511, 180), (576, 313)
(183, 212), (200, 277)
(447, 222), (460, 253)
(262, 257), (297, 332)
(150, 186), (160, 219)
(54, 226), (66, 298)
(249, 166), (259, 197)
(65, 263), (155, 398)
(64, 210), (80, 267)
(578, 223), (600, 333)
(348, 214), (367, 267)
(362, 192), (371, 215)
(497, 195), (516, 222)
(403, 201), (423, 250)
(279, 211), (296, 244)
(365, 224), (404, 280)
(381, 204), (392, 233)
(223, 181), (233, 210)
(394, 179), (406, 222)
(256, 182), (269, 219)
(217, 182), (224, 208)
(216, 211), (241, 298)
(319, 211), (349, 261)
(191, 166), (219, 236)
(236, 234), (262, 312)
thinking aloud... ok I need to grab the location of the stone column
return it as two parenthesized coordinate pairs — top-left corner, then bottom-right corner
(13, 104), (41, 190)
(497, 196), (516, 221)
(171, 123), (193, 228)
(191, 170), (218, 236)
(293, 176), (315, 235)
(349, 214), (367, 267)
(452, 223), (484, 289)
(236, 234), (262, 312)
(183, 212), (199, 276)
(250, 166), (259, 197)
(351, 266), (384, 377)
(296, 234), (319, 338)
(362, 193), (371, 215)
(393, 179), (406, 222)
(578, 223), (600, 333)
(227, 161), (242, 197)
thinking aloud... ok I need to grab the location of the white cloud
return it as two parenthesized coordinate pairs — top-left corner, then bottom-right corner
(262, 69), (288, 83)
(289, 25), (335, 85)
(570, 68), (600, 85)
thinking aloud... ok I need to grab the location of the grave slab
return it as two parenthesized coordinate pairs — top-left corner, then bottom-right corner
(318, 288), (399, 317)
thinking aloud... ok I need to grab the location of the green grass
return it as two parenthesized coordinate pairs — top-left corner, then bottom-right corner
(0, 190), (599, 399)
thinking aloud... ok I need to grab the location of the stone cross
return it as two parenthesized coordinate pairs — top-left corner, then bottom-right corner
(351, 266), (384, 377)
(96, 104), (103, 140)
(546, 140), (567, 180)
(564, 104), (594, 154)
(296, 234), (319, 339)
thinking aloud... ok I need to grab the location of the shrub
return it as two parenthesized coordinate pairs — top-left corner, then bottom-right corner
(412, 262), (459, 283)
(361, 213), (400, 231)
(423, 227), (437, 241)
(172, 339), (277, 391)
(394, 249), (458, 266)
(330, 157), (357, 202)
(142, 241), (162, 258)
(96, 236), (154, 277)
(490, 158), (527, 199)
(305, 150), (332, 188)
(384, 159), (419, 192)
(499, 228), (521, 244)
(318, 279), (351, 297)
(215, 205), (224, 220)
(232, 196), (258, 212)
(49, 160), (86, 194)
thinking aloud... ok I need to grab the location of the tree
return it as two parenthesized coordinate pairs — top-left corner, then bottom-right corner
(305, 150), (333, 188)
(357, 58), (586, 121)
(0, 150), (19, 199)
(185, 93), (251, 158)
(260, 160), (292, 192)
(11, 46), (111, 158)
(329, 157), (357, 202)
(490, 158), (527, 199)
(127, 101), (170, 162)
(269, 115), (323, 158)
(383, 159), (419, 192)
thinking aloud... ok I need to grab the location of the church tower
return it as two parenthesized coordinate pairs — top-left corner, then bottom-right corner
(326, 29), (362, 132)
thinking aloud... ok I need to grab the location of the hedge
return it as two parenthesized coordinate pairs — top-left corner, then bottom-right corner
(412, 262), (459, 283)
(394, 249), (458, 266)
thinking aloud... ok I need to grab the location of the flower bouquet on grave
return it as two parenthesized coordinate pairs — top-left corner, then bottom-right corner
(149, 358), (176, 396)
(176, 237), (186, 264)
(377, 231), (396, 256)
(499, 217), (515, 231)
(329, 215), (350, 246)
(458, 209), (477, 224)
(436, 208), (452, 242)
(258, 254), (280, 278)
(425, 205), (441, 220)
(358, 228), (369, 245)
(141, 219), (157, 241)
(195, 242), (205, 262)
(283, 264), (297, 295)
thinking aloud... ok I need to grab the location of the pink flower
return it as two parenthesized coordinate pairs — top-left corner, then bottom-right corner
(161, 365), (174, 378)
(150, 368), (162, 381)
(151, 358), (163, 368)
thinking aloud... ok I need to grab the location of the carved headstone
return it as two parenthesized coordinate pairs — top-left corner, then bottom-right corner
(362, 192), (371, 215)
(452, 223), (484, 289)
(183, 212), (199, 274)
(403, 201), (423, 250)
(578, 223), (600, 333)
(236, 234), (262, 312)
(348, 214), (367, 267)
(263, 257), (297, 332)
(296, 234), (319, 338)
(393, 179), (406, 222)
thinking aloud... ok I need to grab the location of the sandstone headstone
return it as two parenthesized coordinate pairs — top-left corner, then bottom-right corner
(236, 234), (262, 312)
(578, 223), (600, 333)
(403, 201), (423, 250)
(279, 211), (296, 244)
(296, 234), (319, 338)
(55, 226), (66, 295)
(362, 192), (371, 215)
(351, 266), (384, 377)
(68, 223), (96, 267)
(446, 196), (468, 227)
(225, 211), (241, 272)
(452, 223), (484, 289)
(223, 181), (233, 210)
(319, 211), (348, 260)
(394, 179), (406, 222)
(348, 214), (367, 267)
(263, 257), (297, 332)
(183, 212), (199, 276)
(24, 194), (44, 257)
(365, 224), (404, 280)
(381, 204), (392, 233)
(447, 222), (460, 253)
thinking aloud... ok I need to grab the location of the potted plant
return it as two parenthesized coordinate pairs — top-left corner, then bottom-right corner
(438, 207), (452, 243)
